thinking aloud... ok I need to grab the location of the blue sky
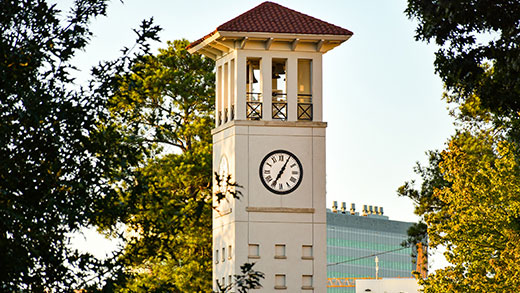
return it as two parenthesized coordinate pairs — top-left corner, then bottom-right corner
(58, 0), (454, 268)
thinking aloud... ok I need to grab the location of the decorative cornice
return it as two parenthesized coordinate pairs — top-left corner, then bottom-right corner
(212, 119), (327, 135)
(246, 207), (315, 213)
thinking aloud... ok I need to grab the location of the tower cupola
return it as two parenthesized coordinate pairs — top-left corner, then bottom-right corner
(188, 1), (353, 125)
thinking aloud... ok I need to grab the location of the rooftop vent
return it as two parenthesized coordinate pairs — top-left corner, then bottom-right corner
(341, 202), (347, 214)
(332, 201), (338, 213)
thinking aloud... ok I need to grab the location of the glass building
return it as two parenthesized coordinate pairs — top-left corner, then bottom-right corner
(327, 203), (415, 292)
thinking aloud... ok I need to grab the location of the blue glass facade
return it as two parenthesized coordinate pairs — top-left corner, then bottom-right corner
(327, 209), (414, 292)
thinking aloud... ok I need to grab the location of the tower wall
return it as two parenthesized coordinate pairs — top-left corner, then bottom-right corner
(213, 120), (327, 291)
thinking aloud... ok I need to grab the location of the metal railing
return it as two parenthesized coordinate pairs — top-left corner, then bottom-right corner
(297, 93), (312, 104)
(297, 94), (312, 120)
(272, 102), (287, 120)
(272, 92), (287, 99)
(246, 92), (262, 102)
(246, 102), (262, 120)
(272, 92), (287, 120)
(327, 277), (414, 288)
(224, 108), (228, 123)
(297, 103), (312, 120)
(242, 92), (313, 121)
(246, 92), (262, 120)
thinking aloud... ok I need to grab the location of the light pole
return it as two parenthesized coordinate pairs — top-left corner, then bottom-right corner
(375, 256), (380, 279)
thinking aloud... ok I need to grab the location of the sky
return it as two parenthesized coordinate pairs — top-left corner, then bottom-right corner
(58, 0), (454, 269)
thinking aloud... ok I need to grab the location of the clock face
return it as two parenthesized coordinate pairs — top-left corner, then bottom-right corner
(259, 150), (303, 195)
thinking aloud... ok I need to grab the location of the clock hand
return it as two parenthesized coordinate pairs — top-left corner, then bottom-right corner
(272, 158), (290, 186)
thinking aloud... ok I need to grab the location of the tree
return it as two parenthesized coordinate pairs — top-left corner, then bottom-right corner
(400, 92), (520, 291)
(405, 0), (520, 116)
(0, 0), (110, 289)
(415, 129), (520, 292)
(106, 40), (215, 155)
(399, 119), (520, 293)
(403, 2), (520, 290)
(115, 152), (213, 292)
(98, 40), (216, 292)
(0, 0), (161, 290)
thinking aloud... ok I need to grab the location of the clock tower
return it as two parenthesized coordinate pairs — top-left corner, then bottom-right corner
(188, 2), (352, 291)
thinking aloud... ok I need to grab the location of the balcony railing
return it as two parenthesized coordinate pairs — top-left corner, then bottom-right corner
(247, 92), (262, 102)
(247, 92), (262, 120)
(297, 93), (312, 104)
(218, 110), (222, 125)
(297, 103), (313, 120)
(242, 92), (312, 121)
(247, 102), (262, 120)
(297, 94), (312, 121)
(272, 92), (287, 120)
(230, 104), (234, 121)
(224, 108), (228, 123)
(272, 102), (287, 120)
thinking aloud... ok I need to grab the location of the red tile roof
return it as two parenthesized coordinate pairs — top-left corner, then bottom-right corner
(188, 2), (353, 49)
(217, 2), (353, 35)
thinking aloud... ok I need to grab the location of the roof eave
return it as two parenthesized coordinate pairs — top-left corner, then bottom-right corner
(189, 30), (353, 59)
(218, 30), (352, 42)
(187, 31), (221, 55)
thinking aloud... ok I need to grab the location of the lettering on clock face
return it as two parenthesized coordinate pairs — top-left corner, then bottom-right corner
(259, 150), (303, 195)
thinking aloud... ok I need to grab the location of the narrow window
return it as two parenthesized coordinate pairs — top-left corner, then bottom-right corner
(302, 275), (313, 290)
(246, 58), (262, 120)
(215, 249), (219, 263)
(230, 59), (235, 120)
(217, 65), (223, 125)
(275, 244), (286, 259)
(248, 244), (260, 258)
(223, 62), (229, 123)
(275, 274), (287, 290)
(228, 245), (232, 259)
(228, 275), (233, 288)
(272, 58), (287, 120)
(222, 247), (226, 262)
(302, 245), (313, 259)
(297, 59), (312, 120)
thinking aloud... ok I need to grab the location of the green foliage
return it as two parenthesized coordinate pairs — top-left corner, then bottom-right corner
(404, 2), (520, 290)
(99, 40), (216, 292)
(402, 96), (520, 291)
(117, 151), (213, 292)
(423, 131), (520, 292)
(405, 0), (520, 116)
(109, 39), (215, 154)
(0, 0), (163, 290)
(398, 150), (449, 247)
(0, 0), (111, 289)
(398, 150), (449, 216)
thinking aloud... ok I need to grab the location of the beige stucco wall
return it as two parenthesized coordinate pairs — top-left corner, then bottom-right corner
(213, 120), (327, 292)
